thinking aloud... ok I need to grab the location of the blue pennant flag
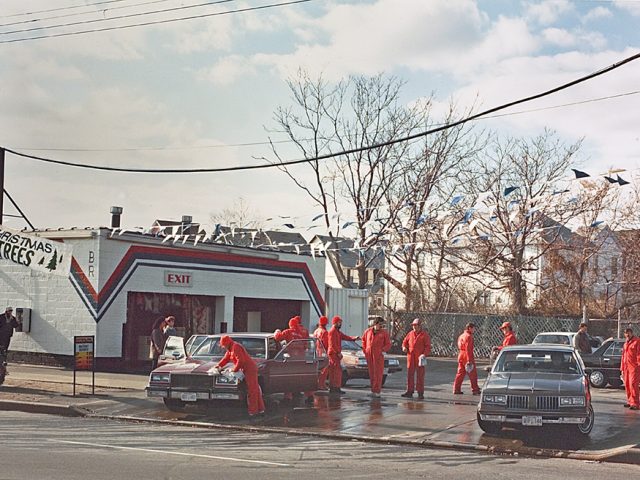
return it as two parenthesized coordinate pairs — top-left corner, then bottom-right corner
(504, 186), (518, 196)
(572, 169), (590, 179)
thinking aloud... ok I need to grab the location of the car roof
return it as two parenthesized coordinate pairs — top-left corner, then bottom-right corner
(502, 344), (575, 353)
(199, 333), (274, 339)
(534, 332), (574, 336)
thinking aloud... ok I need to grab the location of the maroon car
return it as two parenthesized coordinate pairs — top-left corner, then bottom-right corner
(146, 333), (327, 411)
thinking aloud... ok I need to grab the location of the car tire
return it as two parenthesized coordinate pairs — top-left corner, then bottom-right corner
(589, 370), (607, 388)
(576, 405), (595, 436)
(163, 398), (186, 411)
(476, 412), (502, 435)
(341, 370), (349, 387)
(381, 375), (387, 387)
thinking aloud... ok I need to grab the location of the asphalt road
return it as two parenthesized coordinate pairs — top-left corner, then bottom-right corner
(0, 411), (638, 480)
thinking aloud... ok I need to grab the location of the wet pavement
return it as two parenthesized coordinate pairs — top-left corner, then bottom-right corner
(1, 359), (639, 463)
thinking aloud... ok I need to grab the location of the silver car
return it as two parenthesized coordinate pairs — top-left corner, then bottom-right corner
(477, 344), (594, 436)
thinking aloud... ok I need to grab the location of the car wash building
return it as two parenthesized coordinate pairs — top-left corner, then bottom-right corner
(0, 225), (325, 371)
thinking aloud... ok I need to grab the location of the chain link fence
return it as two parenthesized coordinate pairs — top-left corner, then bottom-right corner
(386, 312), (581, 358)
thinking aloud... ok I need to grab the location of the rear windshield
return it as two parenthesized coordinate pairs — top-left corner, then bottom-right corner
(494, 350), (580, 374)
(533, 334), (572, 345)
(192, 337), (267, 359)
(341, 340), (362, 351)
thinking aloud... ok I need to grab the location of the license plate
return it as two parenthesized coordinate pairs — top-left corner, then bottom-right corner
(180, 392), (197, 402)
(522, 415), (542, 426)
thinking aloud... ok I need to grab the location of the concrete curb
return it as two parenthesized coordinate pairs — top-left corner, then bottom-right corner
(2, 399), (638, 465)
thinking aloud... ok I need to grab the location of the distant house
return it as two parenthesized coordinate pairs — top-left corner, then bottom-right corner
(309, 235), (385, 309)
(211, 226), (311, 254)
(150, 215), (206, 236)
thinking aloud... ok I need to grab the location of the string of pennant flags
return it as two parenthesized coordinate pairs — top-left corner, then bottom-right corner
(107, 167), (633, 258)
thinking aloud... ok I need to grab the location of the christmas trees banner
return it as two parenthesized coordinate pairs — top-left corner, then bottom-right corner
(0, 225), (73, 277)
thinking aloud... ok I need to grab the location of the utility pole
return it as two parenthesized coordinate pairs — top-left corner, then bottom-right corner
(0, 147), (4, 225)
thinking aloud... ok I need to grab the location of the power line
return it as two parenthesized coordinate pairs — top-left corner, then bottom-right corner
(2, 51), (640, 173)
(0, 0), (132, 19)
(0, 0), (236, 36)
(0, 0), (312, 44)
(0, 0), (175, 29)
(13, 90), (639, 153)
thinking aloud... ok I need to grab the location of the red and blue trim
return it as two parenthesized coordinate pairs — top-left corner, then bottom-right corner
(70, 245), (325, 321)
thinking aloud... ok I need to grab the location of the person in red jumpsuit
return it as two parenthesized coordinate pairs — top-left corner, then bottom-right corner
(313, 316), (330, 390)
(453, 323), (481, 395)
(361, 317), (391, 398)
(275, 316), (314, 404)
(327, 316), (359, 395)
(216, 335), (265, 417)
(401, 318), (431, 400)
(491, 321), (517, 362)
(621, 327), (640, 410)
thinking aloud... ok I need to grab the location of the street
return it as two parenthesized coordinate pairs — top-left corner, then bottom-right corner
(0, 410), (638, 480)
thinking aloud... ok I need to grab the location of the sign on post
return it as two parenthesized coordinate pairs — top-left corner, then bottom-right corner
(73, 335), (95, 396)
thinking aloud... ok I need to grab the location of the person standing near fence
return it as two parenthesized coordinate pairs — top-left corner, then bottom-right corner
(361, 317), (391, 398)
(621, 327), (640, 410)
(401, 318), (431, 400)
(453, 322), (481, 395)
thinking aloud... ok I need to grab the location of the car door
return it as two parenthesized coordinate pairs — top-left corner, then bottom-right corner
(158, 335), (186, 367)
(602, 341), (623, 376)
(268, 338), (320, 393)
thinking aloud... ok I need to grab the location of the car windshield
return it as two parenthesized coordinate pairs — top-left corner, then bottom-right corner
(533, 334), (572, 345)
(191, 337), (267, 359)
(341, 340), (362, 351)
(494, 350), (581, 374)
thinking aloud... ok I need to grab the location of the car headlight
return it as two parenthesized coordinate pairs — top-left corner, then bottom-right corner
(357, 358), (368, 366)
(150, 373), (170, 383)
(388, 359), (400, 366)
(560, 396), (585, 407)
(482, 394), (507, 405)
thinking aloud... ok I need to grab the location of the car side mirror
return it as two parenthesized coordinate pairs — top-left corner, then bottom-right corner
(172, 351), (184, 359)
(484, 366), (491, 373)
(282, 353), (291, 362)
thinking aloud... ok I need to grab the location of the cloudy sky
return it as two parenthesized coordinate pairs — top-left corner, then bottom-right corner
(0, 0), (638, 235)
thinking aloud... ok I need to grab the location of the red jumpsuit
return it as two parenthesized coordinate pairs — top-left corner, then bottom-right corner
(362, 327), (391, 394)
(621, 336), (640, 408)
(218, 341), (265, 416)
(327, 326), (357, 388)
(402, 329), (431, 395)
(313, 326), (329, 389)
(275, 324), (313, 398)
(497, 331), (517, 350)
(453, 329), (480, 394)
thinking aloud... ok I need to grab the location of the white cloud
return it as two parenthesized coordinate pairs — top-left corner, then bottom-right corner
(582, 6), (613, 23)
(196, 55), (257, 86)
(525, 0), (574, 25)
(614, 0), (640, 16)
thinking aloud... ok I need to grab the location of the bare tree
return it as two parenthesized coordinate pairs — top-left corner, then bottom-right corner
(211, 197), (264, 229)
(267, 71), (422, 289)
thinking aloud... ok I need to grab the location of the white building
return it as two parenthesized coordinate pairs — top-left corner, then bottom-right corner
(1, 227), (325, 370)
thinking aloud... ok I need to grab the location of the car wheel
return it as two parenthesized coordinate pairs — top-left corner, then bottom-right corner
(341, 370), (349, 387)
(381, 375), (387, 387)
(589, 370), (607, 388)
(576, 405), (595, 436)
(163, 398), (186, 411)
(476, 412), (502, 435)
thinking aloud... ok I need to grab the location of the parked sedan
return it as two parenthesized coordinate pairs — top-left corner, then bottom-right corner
(477, 344), (594, 436)
(340, 339), (402, 387)
(532, 331), (601, 353)
(147, 333), (327, 411)
(580, 338), (624, 388)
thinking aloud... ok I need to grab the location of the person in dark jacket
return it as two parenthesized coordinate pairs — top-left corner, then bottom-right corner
(150, 317), (168, 370)
(0, 307), (20, 351)
(573, 323), (591, 355)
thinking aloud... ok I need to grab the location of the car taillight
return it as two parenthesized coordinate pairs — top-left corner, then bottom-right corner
(584, 377), (591, 403)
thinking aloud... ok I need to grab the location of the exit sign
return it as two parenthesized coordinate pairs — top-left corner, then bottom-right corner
(164, 270), (193, 287)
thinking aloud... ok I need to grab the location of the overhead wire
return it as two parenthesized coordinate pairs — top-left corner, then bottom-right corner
(0, 0), (237, 36)
(0, 0), (132, 19)
(3, 52), (640, 173)
(0, 0), (313, 44)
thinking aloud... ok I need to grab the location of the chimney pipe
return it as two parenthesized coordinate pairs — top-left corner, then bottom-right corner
(110, 206), (123, 228)
(181, 215), (192, 234)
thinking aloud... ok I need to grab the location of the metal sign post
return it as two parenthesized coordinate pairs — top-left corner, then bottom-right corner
(73, 336), (95, 396)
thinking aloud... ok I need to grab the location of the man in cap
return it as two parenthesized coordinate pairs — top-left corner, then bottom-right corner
(361, 317), (391, 398)
(215, 335), (265, 417)
(327, 316), (359, 395)
(621, 327), (640, 410)
(401, 318), (431, 399)
(313, 316), (330, 390)
(453, 323), (481, 395)
(0, 307), (20, 353)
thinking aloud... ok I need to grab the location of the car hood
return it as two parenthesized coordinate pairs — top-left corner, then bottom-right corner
(485, 372), (584, 394)
(153, 357), (266, 374)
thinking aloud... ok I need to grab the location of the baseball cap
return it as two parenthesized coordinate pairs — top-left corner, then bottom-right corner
(499, 321), (511, 329)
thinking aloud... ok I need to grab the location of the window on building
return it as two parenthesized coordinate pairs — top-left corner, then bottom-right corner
(611, 257), (618, 277)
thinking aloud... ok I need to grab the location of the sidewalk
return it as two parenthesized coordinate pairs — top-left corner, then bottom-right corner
(1, 363), (639, 465)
